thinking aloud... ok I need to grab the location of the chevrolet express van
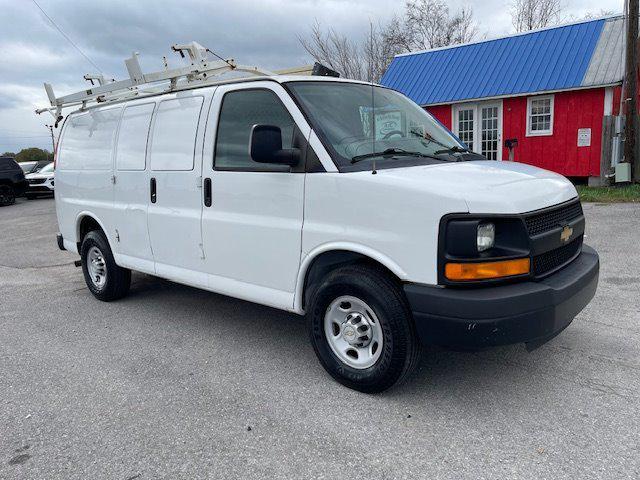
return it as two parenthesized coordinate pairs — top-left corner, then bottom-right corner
(53, 75), (599, 392)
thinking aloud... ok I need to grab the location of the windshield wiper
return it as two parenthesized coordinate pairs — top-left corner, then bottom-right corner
(351, 148), (438, 164)
(433, 146), (470, 155)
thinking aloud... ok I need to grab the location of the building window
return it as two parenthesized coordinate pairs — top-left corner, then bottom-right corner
(456, 108), (474, 151)
(527, 95), (554, 136)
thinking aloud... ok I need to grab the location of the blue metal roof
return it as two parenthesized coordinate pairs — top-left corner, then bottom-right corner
(380, 18), (617, 105)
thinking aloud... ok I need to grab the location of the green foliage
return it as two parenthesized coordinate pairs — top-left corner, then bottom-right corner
(1, 151), (16, 157)
(576, 184), (640, 203)
(14, 147), (53, 163)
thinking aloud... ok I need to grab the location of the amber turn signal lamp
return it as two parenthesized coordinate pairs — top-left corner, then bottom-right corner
(445, 258), (530, 281)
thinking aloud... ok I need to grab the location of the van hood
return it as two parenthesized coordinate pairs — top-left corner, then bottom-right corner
(372, 161), (577, 214)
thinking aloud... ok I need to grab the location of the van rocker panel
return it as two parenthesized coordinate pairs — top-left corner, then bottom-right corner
(404, 245), (599, 349)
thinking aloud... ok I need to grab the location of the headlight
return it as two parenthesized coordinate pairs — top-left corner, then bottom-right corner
(440, 216), (530, 284)
(477, 223), (495, 252)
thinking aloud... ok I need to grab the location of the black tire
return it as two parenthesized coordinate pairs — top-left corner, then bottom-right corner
(80, 230), (131, 301)
(308, 264), (421, 393)
(0, 185), (16, 206)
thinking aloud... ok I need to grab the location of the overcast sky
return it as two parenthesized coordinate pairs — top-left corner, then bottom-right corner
(0, 0), (622, 153)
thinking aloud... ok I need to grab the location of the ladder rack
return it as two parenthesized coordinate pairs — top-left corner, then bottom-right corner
(36, 42), (274, 126)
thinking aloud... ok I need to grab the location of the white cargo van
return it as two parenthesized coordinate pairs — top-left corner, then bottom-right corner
(43, 47), (599, 392)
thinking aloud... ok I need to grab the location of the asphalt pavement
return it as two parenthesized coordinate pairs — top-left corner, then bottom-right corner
(1, 197), (638, 479)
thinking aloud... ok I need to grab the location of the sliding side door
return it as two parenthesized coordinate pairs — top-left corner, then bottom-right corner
(146, 92), (208, 283)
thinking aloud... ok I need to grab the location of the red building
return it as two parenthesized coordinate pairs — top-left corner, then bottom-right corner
(381, 16), (624, 183)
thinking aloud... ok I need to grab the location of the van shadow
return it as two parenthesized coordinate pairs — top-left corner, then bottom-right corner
(125, 272), (541, 396)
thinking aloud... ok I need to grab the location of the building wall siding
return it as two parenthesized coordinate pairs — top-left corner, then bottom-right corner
(427, 104), (453, 130)
(425, 88), (607, 177)
(502, 88), (604, 177)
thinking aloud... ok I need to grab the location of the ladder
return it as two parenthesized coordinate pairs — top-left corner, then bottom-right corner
(36, 42), (274, 126)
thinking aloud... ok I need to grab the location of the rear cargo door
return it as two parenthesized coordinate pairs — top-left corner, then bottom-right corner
(112, 101), (156, 272)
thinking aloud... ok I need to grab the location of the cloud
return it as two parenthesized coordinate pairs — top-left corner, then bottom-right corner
(0, 0), (622, 151)
(0, 84), (48, 109)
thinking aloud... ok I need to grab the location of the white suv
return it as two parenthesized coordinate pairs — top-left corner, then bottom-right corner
(25, 162), (55, 198)
(53, 76), (599, 392)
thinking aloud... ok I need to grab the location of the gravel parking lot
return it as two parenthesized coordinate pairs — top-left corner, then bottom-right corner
(1, 197), (638, 479)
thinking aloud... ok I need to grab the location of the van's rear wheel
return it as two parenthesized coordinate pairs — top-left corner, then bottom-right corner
(80, 230), (131, 301)
(308, 264), (421, 393)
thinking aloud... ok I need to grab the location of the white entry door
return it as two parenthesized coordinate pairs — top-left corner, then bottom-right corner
(453, 101), (503, 160)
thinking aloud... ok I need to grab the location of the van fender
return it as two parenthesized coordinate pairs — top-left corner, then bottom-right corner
(74, 211), (115, 253)
(293, 242), (408, 314)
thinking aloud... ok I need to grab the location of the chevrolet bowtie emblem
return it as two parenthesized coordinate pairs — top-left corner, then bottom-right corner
(560, 225), (573, 243)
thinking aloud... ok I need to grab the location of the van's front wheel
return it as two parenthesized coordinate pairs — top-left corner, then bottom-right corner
(308, 264), (421, 393)
(80, 230), (131, 301)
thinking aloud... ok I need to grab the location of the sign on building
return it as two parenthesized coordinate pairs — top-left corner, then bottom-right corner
(577, 128), (591, 147)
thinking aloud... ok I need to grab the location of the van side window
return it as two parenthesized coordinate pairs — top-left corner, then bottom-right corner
(116, 103), (154, 171)
(215, 89), (295, 171)
(58, 108), (121, 171)
(150, 96), (204, 171)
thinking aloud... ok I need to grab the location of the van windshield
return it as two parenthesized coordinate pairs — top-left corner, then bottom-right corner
(286, 81), (467, 170)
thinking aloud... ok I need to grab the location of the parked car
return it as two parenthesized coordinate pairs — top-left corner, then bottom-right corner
(53, 76), (599, 392)
(25, 162), (54, 198)
(0, 156), (27, 206)
(19, 161), (37, 174)
(19, 159), (51, 175)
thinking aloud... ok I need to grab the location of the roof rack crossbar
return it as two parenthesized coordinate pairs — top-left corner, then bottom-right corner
(36, 41), (274, 119)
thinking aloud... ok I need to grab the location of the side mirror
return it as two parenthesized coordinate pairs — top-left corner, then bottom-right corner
(250, 124), (301, 166)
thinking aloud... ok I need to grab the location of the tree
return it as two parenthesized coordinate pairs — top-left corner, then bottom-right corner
(1, 152), (16, 158)
(299, 0), (478, 81)
(582, 10), (615, 20)
(299, 21), (368, 81)
(400, 0), (477, 50)
(511, 0), (563, 32)
(15, 148), (52, 163)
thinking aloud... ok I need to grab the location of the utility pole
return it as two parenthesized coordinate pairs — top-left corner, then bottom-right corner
(45, 124), (55, 161)
(624, 0), (639, 181)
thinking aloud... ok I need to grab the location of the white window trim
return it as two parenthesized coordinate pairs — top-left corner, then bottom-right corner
(526, 95), (554, 137)
(451, 100), (503, 161)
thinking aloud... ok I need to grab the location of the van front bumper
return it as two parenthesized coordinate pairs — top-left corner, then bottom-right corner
(404, 245), (599, 349)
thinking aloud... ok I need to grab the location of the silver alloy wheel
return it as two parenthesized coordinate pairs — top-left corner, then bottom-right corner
(324, 295), (383, 369)
(87, 246), (107, 289)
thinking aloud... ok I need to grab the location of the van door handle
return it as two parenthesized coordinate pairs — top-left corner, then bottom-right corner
(150, 177), (157, 203)
(203, 177), (212, 207)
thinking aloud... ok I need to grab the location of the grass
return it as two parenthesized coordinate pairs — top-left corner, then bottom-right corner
(576, 184), (640, 203)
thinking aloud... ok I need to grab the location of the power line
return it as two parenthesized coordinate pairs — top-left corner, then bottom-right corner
(0, 129), (50, 134)
(31, 0), (104, 74)
(0, 135), (51, 139)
